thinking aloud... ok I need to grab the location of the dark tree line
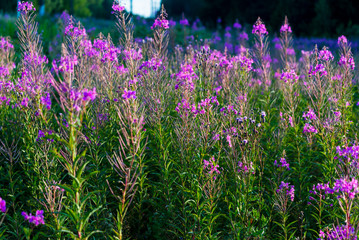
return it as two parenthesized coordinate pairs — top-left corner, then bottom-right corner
(162, 0), (359, 37)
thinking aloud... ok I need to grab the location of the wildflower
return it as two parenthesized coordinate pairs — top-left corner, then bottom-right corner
(309, 64), (327, 77)
(303, 123), (317, 134)
(226, 135), (232, 148)
(318, 49), (334, 62)
(252, 18), (268, 36)
(52, 55), (78, 73)
(21, 97), (29, 107)
(280, 23), (292, 33)
(151, 18), (169, 30)
(22, 210), (45, 226)
(302, 108), (316, 120)
(18, 1), (36, 14)
(111, 2), (125, 14)
(0, 37), (14, 51)
(64, 24), (87, 39)
(122, 89), (136, 100)
(239, 32), (248, 40)
(174, 64), (198, 91)
(333, 178), (359, 199)
(338, 55), (355, 70)
(338, 35), (348, 45)
(179, 19), (189, 26)
(203, 157), (220, 178)
(280, 69), (299, 83)
(82, 88), (97, 102)
(0, 198), (6, 213)
(233, 20), (242, 29)
(277, 181), (295, 201)
(274, 157), (290, 170)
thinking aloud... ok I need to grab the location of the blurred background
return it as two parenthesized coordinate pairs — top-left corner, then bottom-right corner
(1, 0), (359, 37)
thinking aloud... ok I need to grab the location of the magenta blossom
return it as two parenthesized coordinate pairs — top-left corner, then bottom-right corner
(151, 18), (169, 30)
(0, 198), (6, 213)
(18, 1), (36, 14)
(22, 210), (45, 226)
(111, 2), (125, 14)
(122, 89), (136, 100)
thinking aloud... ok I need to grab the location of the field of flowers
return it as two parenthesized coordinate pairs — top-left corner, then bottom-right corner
(1, 1), (359, 239)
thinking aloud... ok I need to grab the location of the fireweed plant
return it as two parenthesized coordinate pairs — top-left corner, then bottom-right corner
(1, 1), (359, 239)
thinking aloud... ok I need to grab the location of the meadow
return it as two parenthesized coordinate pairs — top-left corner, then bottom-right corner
(0, 1), (359, 239)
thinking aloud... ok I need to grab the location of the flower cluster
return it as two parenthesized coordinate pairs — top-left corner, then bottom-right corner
(274, 157), (290, 170)
(52, 55), (78, 73)
(308, 183), (333, 204)
(338, 55), (355, 70)
(302, 108), (317, 120)
(319, 225), (357, 240)
(122, 89), (136, 100)
(174, 64), (198, 92)
(0, 198), (5, 213)
(303, 123), (318, 134)
(252, 19), (268, 36)
(333, 178), (359, 199)
(0, 37), (14, 52)
(123, 48), (143, 61)
(64, 24), (87, 39)
(280, 69), (299, 83)
(280, 23), (292, 33)
(238, 161), (255, 174)
(277, 181), (295, 201)
(111, 2), (125, 14)
(318, 49), (334, 62)
(22, 210), (45, 226)
(336, 145), (359, 162)
(309, 64), (328, 77)
(179, 18), (189, 26)
(338, 35), (348, 46)
(151, 18), (169, 30)
(235, 55), (254, 72)
(18, 1), (36, 14)
(203, 157), (220, 179)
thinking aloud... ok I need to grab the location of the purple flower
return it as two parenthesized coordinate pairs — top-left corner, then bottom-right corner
(203, 157), (220, 177)
(21, 97), (29, 107)
(122, 89), (136, 100)
(111, 2), (125, 14)
(280, 23), (292, 33)
(0, 198), (6, 213)
(280, 69), (299, 83)
(302, 108), (317, 121)
(233, 20), (242, 29)
(309, 64), (327, 77)
(0, 37), (14, 51)
(151, 18), (169, 30)
(226, 135), (232, 148)
(174, 64), (198, 92)
(82, 88), (97, 102)
(338, 55), (355, 70)
(52, 55), (78, 73)
(338, 35), (348, 46)
(333, 178), (358, 199)
(277, 181), (295, 201)
(41, 93), (51, 110)
(64, 24), (87, 39)
(252, 18), (268, 36)
(22, 210), (45, 226)
(179, 19), (189, 26)
(318, 49), (334, 62)
(274, 157), (290, 170)
(303, 123), (318, 134)
(18, 1), (36, 14)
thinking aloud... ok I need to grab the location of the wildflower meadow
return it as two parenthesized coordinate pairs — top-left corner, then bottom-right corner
(1, 1), (359, 239)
